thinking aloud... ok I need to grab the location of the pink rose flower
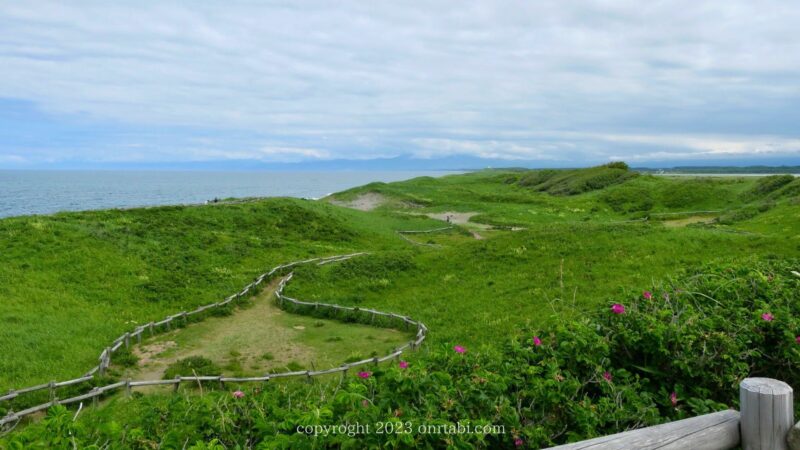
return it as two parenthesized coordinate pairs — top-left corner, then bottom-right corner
(611, 303), (625, 314)
(670, 391), (678, 406)
(399, 361), (409, 369)
(232, 390), (244, 399)
(514, 437), (524, 447)
(761, 312), (774, 322)
(532, 336), (542, 347)
(454, 345), (466, 354)
(602, 371), (613, 382)
(643, 291), (652, 300)
(357, 371), (371, 379)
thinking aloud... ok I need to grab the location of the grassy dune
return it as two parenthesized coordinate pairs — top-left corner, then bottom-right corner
(0, 198), (440, 391)
(2, 166), (799, 447)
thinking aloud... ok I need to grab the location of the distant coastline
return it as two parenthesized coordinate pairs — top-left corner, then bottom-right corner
(636, 165), (800, 175)
(0, 170), (458, 219)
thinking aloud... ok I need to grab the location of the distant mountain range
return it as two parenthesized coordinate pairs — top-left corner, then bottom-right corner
(6, 154), (800, 172)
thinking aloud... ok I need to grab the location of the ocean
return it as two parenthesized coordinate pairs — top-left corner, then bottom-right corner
(0, 170), (457, 218)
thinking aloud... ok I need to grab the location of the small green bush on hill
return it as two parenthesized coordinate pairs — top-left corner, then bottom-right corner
(743, 174), (795, 200)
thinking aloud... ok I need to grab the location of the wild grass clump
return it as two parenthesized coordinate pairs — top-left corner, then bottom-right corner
(600, 184), (655, 213)
(163, 356), (221, 379)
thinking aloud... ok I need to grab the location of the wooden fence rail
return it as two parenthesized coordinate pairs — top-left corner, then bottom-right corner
(545, 377), (795, 450)
(1, 252), (428, 428)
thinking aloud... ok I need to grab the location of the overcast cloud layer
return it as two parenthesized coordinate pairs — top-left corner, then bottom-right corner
(1, 1), (799, 167)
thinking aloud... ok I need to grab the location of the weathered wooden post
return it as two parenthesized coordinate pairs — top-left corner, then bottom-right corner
(125, 378), (132, 398)
(173, 376), (181, 393)
(91, 387), (100, 408)
(740, 377), (794, 450)
(48, 381), (56, 401)
(2, 410), (16, 431)
(123, 332), (130, 349)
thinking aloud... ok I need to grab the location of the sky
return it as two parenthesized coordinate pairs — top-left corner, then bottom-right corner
(1, 1), (800, 169)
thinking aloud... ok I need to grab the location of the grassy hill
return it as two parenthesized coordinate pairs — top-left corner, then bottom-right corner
(2, 167), (799, 448)
(0, 198), (441, 392)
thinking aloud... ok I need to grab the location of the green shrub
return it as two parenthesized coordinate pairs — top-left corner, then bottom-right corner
(518, 169), (559, 187)
(718, 206), (763, 224)
(111, 347), (139, 368)
(601, 185), (655, 213)
(743, 174), (795, 199)
(604, 161), (630, 170)
(163, 356), (221, 379)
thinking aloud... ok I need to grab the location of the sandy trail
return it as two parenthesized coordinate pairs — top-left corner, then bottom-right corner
(425, 211), (482, 226)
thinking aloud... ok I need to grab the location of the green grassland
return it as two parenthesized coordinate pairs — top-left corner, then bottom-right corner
(2, 165), (799, 448)
(0, 199), (441, 392)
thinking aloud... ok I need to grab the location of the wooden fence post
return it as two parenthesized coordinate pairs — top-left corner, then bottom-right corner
(124, 332), (130, 349)
(2, 410), (15, 430)
(48, 381), (55, 401)
(740, 377), (794, 450)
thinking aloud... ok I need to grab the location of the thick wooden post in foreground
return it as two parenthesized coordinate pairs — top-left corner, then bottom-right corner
(740, 377), (794, 450)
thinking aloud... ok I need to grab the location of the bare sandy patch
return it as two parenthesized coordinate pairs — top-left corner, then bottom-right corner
(330, 192), (386, 211)
(662, 216), (716, 228)
(133, 341), (177, 366)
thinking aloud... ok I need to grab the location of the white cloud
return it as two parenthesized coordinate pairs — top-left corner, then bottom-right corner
(0, 1), (799, 164)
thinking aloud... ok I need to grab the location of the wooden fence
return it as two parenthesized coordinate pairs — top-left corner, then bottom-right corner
(396, 225), (454, 247)
(0, 252), (428, 427)
(545, 377), (796, 450)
